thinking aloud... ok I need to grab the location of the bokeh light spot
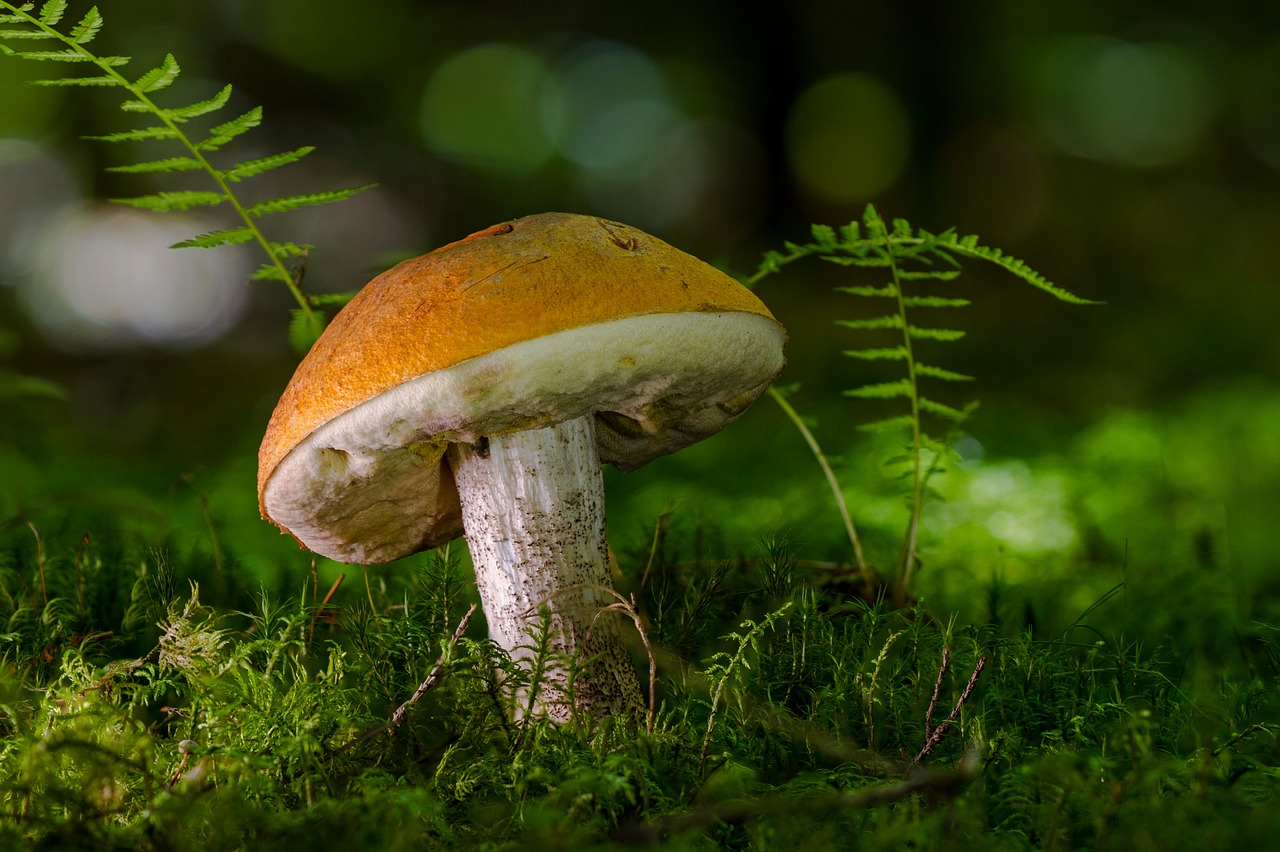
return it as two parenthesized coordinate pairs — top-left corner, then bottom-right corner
(1036, 37), (1215, 167)
(19, 206), (249, 352)
(785, 73), (911, 204)
(420, 44), (558, 175)
(553, 41), (676, 173)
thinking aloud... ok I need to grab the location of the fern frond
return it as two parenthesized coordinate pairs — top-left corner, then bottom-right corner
(942, 236), (1101, 305)
(112, 190), (225, 212)
(915, 364), (975, 382)
(810, 223), (838, 247)
(918, 397), (972, 422)
(0, 28), (51, 38)
(66, 6), (100, 44)
(906, 326), (965, 342)
(267, 241), (312, 258)
(133, 53), (179, 93)
(310, 290), (356, 306)
(36, 0), (63, 25)
(844, 347), (908, 361)
(221, 146), (314, 182)
(105, 155), (203, 174)
(251, 263), (292, 284)
(845, 380), (913, 400)
(1, 45), (123, 63)
(84, 125), (180, 143)
(897, 270), (961, 282)
(901, 296), (970, 309)
(245, 185), (373, 218)
(197, 106), (261, 151)
(822, 254), (891, 268)
(121, 83), (231, 121)
(837, 315), (903, 331)
(835, 284), (897, 298)
(857, 415), (915, 434)
(289, 308), (325, 353)
(28, 73), (115, 85)
(169, 227), (256, 249)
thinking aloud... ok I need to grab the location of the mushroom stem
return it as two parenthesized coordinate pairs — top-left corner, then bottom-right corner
(448, 414), (643, 721)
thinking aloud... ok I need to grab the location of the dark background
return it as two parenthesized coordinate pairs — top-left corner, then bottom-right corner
(2, 0), (1278, 620)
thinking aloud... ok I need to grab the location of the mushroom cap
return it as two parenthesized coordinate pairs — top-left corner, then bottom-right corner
(259, 212), (786, 564)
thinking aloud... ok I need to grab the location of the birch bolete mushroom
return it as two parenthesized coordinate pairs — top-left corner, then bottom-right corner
(257, 212), (786, 720)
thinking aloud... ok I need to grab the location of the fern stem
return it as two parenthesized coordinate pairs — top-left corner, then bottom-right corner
(884, 230), (924, 605)
(2, 1), (319, 329)
(766, 387), (869, 579)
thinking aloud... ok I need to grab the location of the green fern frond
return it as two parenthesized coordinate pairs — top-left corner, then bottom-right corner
(918, 397), (972, 421)
(901, 295), (969, 308)
(244, 185), (374, 218)
(844, 347), (908, 361)
(111, 190), (225, 212)
(897, 270), (962, 282)
(105, 155), (203, 174)
(289, 308), (326, 354)
(267, 241), (312, 258)
(65, 5), (98, 44)
(751, 200), (1097, 604)
(121, 83), (233, 122)
(940, 236), (1103, 306)
(906, 326), (966, 342)
(252, 263), (292, 284)
(0, 0), (375, 351)
(198, 106), (262, 151)
(845, 380), (913, 400)
(83, 125), (180, 142)
(38, 0), (65, 26)
(0, 45), (124, 63)
(169, 227), (256, 249)
(835, 284), (897, 298)
(26, 73), (114, 85)
(837, 315), (903, 331)
(856, 415), (915, 433)
(133, 53), (179, 92)
(915, 364), (975, 382)
(222, 147), (314, 182)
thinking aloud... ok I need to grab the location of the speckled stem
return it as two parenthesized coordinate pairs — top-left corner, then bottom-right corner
(448, 415), (643, 722)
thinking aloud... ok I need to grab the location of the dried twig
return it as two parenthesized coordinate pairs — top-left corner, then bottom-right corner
(324, 603), (477, 761)
(913, 651), (987, 767)
(306, 572), (345, 643)
(586, 589), (658, 733)
(389, 603), (478, 733)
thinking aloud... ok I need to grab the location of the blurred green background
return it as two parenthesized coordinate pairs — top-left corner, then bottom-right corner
(2, 0), (1279, 630)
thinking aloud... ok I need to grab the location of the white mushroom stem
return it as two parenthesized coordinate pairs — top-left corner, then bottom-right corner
(448, 414), (643, 721)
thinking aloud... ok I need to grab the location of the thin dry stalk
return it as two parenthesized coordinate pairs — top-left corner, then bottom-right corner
(586, 589), (658, 733)
(388, 603), (477, 733)
(913, 652), (987, 767)
(306, 572), (345, 643)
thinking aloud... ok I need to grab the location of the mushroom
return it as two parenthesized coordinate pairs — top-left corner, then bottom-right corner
(257, 212), (786, 720)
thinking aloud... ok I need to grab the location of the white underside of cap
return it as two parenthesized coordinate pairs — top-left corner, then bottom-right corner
(263, 310), (785, 564)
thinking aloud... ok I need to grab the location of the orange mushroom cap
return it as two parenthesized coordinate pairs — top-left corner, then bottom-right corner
(258, 212), (786, 564)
